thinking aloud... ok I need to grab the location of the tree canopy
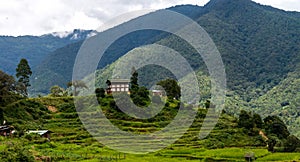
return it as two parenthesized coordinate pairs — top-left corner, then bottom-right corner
(16, 58), (32, 97)
(157, 79), (181, 100)
(0, 70), (22, 106)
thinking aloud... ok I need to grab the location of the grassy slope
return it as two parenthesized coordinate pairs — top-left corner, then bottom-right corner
(1, 97), (299, 161)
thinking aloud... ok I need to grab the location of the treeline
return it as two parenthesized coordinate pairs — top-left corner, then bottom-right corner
(238, 110), (300, 152)
(0, 58), (32, 123)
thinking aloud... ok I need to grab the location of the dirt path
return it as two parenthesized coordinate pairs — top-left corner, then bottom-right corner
(47, 105), (58, 113)
(259, 130), (268, 141)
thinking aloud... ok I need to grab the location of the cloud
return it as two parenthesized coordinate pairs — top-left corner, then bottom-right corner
(0, 0), (299, 36)
(252, 0), (300, 11)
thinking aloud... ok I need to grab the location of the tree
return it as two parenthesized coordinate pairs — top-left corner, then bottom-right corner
(264, 116), (290, 139)
(253, 113), (263, 129)
(50, 85), (64, 97)
(284, 135), (300, 152)
(0, 108), (3, 125)
(128, 68), (150, 107)
(267, 135), (278, 152)
(130, 67), (139, 94)
(157, 79), (181, 100)
(106, 80), (112, 94)
(16, 58), (32, 97)
(204, 100), (216, 109)
(67, 80), (88, 96)
(95, 88), (105, 98)
(0, 70), (21, 106)
(238, 110), (254, 130)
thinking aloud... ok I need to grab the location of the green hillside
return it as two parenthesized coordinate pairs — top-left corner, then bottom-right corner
(31, 0), (300, 102)
(1, 96), (299, 161)
(250, 68), (300, 137)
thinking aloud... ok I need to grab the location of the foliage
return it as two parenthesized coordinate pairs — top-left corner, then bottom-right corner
(253, 113), (263, 129)
(238, 110), (254, 130)
(58, 103), (76, 113)
(157, 79), (181, 100)
(67, 80), (87, 96)
(0, 108), (3, 124)
(129, 68), (150, 107)
(283, 135), (300, 152)
(0, 70), (23, 106)
(3, 99), (49, 125)
(264, 116), (290, 139)
(267, 134), (278, 152)
(0, 143), (34, 162)
(95, 87), (105, 98)
(50, 85), (65, 97)
(16, 58), (32, 97)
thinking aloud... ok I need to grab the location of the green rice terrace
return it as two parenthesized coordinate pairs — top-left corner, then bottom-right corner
(0, 96), (299, 162)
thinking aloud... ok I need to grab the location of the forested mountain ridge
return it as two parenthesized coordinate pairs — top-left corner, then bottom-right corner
(0, 29), (94, 75)
(31, 0), (300, 98)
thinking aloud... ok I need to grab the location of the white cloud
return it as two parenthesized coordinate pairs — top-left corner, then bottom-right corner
(0, 0), (299, 36)
(252, 0), (300, 11)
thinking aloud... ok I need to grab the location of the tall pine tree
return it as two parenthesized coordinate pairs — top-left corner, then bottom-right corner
(16, 58), (32, 97)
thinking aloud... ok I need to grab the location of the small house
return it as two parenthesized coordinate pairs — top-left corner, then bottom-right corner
(27, 130), (53, 140)
(109, 79), (130, 93)
(0, 125), (14, 136)
(151, 90), (164, 97)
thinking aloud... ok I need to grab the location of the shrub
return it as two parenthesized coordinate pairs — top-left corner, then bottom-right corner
(283, 135), (300, 152)
(0, 143), (34, 162)
(58, 103), (76, 113)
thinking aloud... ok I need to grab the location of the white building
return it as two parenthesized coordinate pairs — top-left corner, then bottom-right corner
(109, 79), (130, 92)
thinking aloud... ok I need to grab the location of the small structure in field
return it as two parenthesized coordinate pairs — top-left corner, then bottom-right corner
(151, 90), (164, 97)
(244, 152), (255, 162)
(27, 130), (53, 140)
(0, 125), (14, 136)
(109, 79), (130, 93)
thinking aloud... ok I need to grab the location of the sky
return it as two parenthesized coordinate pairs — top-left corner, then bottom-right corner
(0, 0), (299, 36)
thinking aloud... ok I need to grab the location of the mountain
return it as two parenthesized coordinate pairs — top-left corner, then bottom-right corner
(32, 0), (300, 98)
(249, 68), (300, 137)
(30, 30), (169, 95)
(0, 29), (95, 75)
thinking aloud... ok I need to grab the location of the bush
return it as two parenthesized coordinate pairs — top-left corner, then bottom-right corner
(58, 103), (76, 113)
(0, 143), (34, 162)
(284, 135), (300, 152)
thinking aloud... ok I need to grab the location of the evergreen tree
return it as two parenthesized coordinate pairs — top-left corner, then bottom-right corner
(129, 67), (150, 107)
(106, 80), (111, 94)
(16, 58), (32, 97)
(130, 67), (139, 94)
(95, 88), (106, 98)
